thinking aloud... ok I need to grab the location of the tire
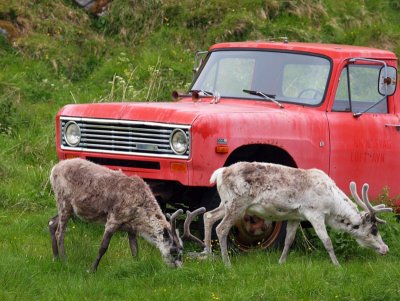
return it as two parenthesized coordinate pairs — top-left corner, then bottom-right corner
(200, 188), (287, 251)
(229, 219), (286, 251)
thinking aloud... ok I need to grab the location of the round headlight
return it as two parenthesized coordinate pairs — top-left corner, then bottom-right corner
(170, 129), (188, 155)
(64, 121), (81, 147)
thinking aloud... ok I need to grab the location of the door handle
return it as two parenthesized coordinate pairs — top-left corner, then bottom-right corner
(385, 124), (400, 131)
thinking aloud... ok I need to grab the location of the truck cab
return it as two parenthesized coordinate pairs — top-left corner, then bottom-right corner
(56, 41), (400, 249)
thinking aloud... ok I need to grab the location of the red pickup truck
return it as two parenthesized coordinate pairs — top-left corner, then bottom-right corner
(56, 41), (400, 250)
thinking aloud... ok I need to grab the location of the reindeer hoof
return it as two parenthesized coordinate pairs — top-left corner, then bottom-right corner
(87, 267), (97, 274)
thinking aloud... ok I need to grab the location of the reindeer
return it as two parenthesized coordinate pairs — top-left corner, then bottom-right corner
(49, 158), (204, 271)
(204, 162), (392, 266)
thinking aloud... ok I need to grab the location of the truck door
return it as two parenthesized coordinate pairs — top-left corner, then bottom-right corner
(327, 62), (400, 198)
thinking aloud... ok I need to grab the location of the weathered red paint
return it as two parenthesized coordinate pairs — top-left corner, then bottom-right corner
(56, 41), (400, 210)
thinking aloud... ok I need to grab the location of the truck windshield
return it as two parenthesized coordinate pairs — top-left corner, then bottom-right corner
(190, 50), (331, 105)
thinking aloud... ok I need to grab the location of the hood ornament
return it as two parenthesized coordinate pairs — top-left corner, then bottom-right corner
(210, 91), (220, 104)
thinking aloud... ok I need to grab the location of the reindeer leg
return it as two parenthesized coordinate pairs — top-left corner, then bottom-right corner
(56, 212), (71, 260)
(279, 220), (300, 264)
(215, 200), (248, 267)
(215, 216), (237, 267)
(120, 224), (138, 257)
(128, 231), (138, 257)
(48, 215), (59, 259)
(308, 217), (340, 266)
(203, 204), (225, 254)
(89, 222), (119, 272)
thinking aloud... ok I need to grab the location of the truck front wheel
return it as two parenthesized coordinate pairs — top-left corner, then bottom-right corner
(230, 216), (286, 251)
(200, 189), (286, 251)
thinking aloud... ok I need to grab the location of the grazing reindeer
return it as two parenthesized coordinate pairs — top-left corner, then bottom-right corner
(204, 162), (392, 266)
(49, 158), (204, 271)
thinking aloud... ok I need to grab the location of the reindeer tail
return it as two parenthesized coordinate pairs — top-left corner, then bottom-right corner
(210, 167), (225, 185)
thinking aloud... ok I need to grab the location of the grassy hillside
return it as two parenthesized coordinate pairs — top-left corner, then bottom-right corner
(2, 0), (400, 210)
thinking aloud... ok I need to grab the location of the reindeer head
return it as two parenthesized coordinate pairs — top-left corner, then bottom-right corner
(163, 207), (206, 267)
(350, 182), (393, 255)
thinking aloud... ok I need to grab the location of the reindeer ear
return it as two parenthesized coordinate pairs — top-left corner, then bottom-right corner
(363, 212), (379, 224)
(371, 224), (378, 236)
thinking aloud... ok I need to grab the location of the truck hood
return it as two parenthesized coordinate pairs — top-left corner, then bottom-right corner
(59, 98), (287, 125)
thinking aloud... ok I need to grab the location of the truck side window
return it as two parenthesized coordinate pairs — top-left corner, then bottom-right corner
(332, 65), (388, 113)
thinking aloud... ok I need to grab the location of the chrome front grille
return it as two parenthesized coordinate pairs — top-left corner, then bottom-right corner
(60, 117), (190, 159)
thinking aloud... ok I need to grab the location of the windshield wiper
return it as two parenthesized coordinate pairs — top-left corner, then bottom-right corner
(242, 89), (284, 108)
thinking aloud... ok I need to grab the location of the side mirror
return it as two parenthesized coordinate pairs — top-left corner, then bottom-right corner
(193, 51), (208, 79)
(379, 66), (397, 96)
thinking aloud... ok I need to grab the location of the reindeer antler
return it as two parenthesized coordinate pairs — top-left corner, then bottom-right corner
(361, 184), (393, 224)
(166, 207), (206, 247)
(350, 181), (368, 211)
(350, 182), (393, 223)
(167, 209), (184, 243)
(182, 207), (206, 247)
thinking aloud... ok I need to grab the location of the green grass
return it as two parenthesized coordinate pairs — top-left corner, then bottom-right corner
(2, 0), (400, 300)
(1, 209), (399, 300)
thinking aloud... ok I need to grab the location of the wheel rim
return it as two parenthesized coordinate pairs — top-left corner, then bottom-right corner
(229, 214), (284, 251)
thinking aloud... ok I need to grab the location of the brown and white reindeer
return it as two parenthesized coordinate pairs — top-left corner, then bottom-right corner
(204, 162), (393, 266)
(49, 158), (204, 271)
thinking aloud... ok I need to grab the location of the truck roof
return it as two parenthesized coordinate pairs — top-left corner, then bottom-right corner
(209, 41), (397, 60)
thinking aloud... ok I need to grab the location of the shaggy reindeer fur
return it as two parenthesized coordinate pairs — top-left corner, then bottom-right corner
(204, 162), (392, 266)
(49, 158), (183, 271)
